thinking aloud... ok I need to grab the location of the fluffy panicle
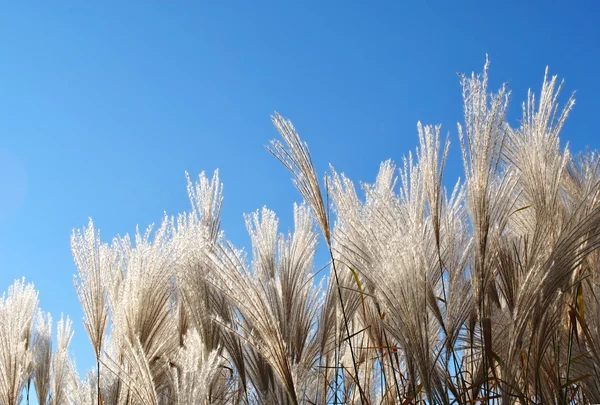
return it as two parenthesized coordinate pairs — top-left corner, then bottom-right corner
(0, 278), (38, 405)
(33, 311), (52, 405)
(106, 215), (178, 398)
(169, 328), (222, 404)
(50, 315), (75, 405)
(72, 220), (109, 360)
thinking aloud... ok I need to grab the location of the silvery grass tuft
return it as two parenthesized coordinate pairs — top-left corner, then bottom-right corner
(33, 312), (52, 405)
(0, 279), (38, 405)
(2, 58), (600, 404)
(72, 219), (109, 404)
(31, 311), (77, 405)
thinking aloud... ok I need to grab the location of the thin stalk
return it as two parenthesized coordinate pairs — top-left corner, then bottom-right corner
(379, 311), (401, 402)
(97, 357), (101, 405)
(330, 253), (366, 405)
(334, 319), (339, 405)
(564, 316), (575, 404)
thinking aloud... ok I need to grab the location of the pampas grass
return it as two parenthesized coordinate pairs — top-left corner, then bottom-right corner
(1, 59), (600, 404)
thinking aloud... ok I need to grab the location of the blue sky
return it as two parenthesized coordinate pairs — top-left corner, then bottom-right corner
(0, 1), (599, 384)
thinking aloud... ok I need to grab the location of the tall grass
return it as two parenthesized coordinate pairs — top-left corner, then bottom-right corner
(1, 59), (600, 404)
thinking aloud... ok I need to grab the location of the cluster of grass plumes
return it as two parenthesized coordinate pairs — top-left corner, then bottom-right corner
(0, 279), (76, 405)
(2, 59), (600, 404)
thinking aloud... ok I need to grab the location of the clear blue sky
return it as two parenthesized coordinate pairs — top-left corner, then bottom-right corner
(0, 1), (599, 382)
